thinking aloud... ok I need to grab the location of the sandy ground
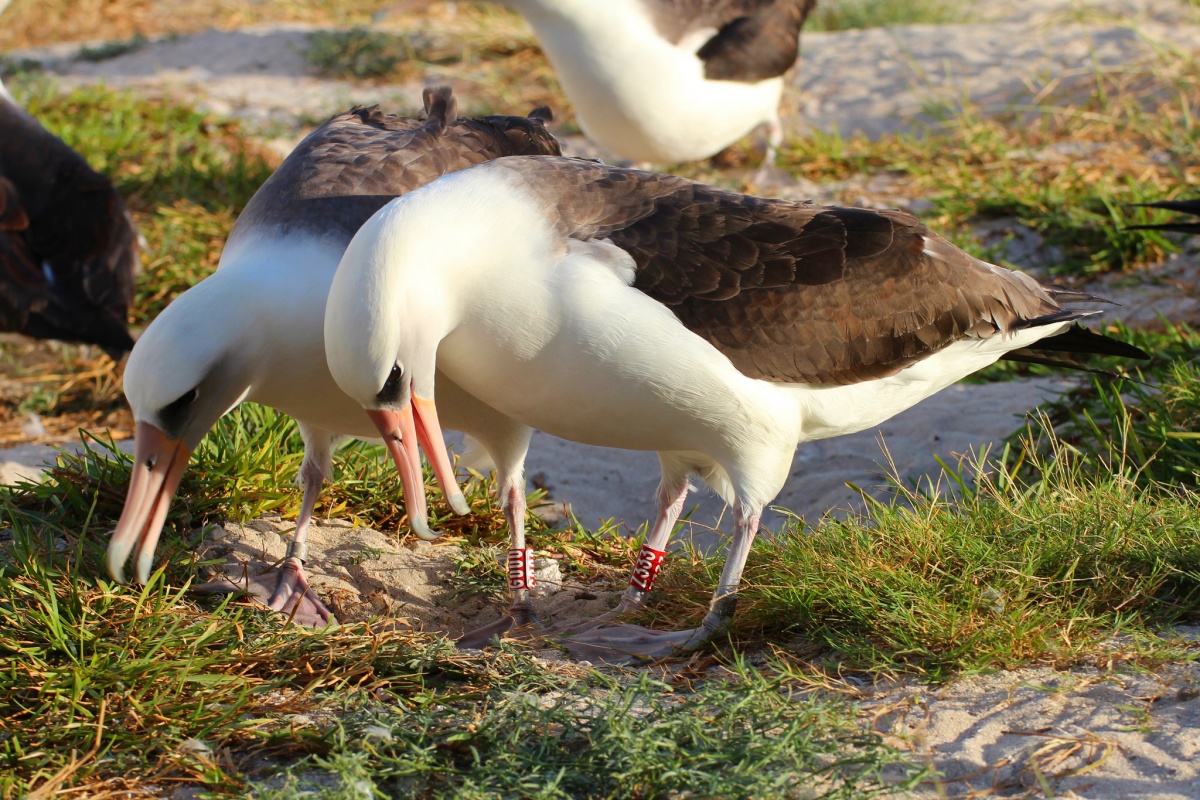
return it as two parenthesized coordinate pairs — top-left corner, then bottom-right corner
(3, 1), (1200, 795)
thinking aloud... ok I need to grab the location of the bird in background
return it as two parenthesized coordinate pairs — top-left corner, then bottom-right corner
(0, 77), (139, 356)
(402, 0), (815, 165)
(106, 88), (563, 628)
(324, 154), (1148, 662)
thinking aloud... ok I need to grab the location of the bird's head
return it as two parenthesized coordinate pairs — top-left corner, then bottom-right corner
(107, 276), (256, 585)
(324, 197), (469, 542)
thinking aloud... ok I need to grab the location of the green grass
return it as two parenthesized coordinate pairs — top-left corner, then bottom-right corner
(254, 656), (920, 800)
(77, 32), (150, 62)
(1010, 324), (1200, 489)
(306, 28), (415, 80)
(303, 9), (566, 119)
(807, 0), (968, 31)
(1, 472), (918, 797)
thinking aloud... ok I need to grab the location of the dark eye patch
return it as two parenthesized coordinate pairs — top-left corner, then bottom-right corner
(159, 387), (198, 436)
(375, 364), (404, 404)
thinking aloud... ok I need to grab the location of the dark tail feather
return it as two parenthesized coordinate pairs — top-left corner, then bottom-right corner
(422, 86), (458, 132)
(1126, 198), (1200, 233)
(528, 106), (553, 123)
(1002, 322), (1149, 378)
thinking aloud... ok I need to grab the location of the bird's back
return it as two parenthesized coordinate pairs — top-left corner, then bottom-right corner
(226, 89), (562, 252)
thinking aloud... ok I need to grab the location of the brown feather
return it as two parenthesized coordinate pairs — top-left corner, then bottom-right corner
(645, 0), (816, 82)
(228, 89), (562, 251)
(494, 156), (1128, 386)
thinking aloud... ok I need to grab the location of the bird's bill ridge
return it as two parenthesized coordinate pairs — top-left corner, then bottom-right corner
(411, 395), (470, 515)
(106, 422), (191, 585)
(367, 397), (465, 542)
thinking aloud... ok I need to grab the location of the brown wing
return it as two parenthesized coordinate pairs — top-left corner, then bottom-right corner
(495, 156), (1074, 386)
(229, 87), (562, 248)
(0, 96), (139, 352)
(646, 0), (814, 82)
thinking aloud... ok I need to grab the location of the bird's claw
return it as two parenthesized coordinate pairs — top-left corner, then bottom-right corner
(559, 623), (714, 665)
(457, 605), (542, 649)
(194, 556), (337, 628)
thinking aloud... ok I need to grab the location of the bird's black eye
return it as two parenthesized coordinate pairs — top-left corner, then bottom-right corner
(376, 364), (404, 404)
(159, 387), (199, 434)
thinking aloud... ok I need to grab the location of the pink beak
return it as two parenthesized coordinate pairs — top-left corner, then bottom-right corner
(367, 394), (467, 541)
(106, 422), (191, 584)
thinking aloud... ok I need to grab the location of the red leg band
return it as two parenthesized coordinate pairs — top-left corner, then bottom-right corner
(629, 544), (667, 593)
(507, 548), (536, 591)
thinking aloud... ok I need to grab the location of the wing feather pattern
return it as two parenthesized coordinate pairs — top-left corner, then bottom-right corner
(494, 156), (1131, 386)
(229, 87), (562, 248)
(645, 0), (815, 82)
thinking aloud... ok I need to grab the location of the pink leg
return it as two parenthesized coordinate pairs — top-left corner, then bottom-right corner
(551, 473), (689, 637)
(561, 501), (762, 664)
(457, 468), (540, 648)
(194, 432), (336, 627)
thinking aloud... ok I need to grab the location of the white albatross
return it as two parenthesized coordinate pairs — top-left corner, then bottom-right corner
(408, 0), (814, 164)
(105, 89), (561, 627)
(324, 155), (1148, 662)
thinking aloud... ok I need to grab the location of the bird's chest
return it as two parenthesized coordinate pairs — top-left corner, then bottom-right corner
(435, 271), (724, 450)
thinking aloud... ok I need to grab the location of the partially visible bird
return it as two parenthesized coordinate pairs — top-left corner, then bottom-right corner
(106, 88), (561, 627)
(407, 0), (814, 164)
(1128, 199), (1200, 234)
(0, 77), (139, 354)
(324, 155), (1150, 662)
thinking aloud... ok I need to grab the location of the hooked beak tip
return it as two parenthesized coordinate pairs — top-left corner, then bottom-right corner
(107, 558), (127, 585)
(448, 491), (470, 516)
(410, 515), (442, 542)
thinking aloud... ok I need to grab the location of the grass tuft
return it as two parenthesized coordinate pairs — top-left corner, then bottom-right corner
(251, 656), (922, 800)
(1011, 325), (1200, 488)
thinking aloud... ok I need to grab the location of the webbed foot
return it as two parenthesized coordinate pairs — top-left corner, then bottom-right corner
(194, 556), (336, 628)
(559, 620), (719, 665)
(456, 603), (541, 649)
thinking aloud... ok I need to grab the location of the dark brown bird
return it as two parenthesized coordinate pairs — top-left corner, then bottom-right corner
(0, 79), (138, 354)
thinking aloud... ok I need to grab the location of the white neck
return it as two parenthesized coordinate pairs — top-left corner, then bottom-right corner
(327, 165), (559, 401)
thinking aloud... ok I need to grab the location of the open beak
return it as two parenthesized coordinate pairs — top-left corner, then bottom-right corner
(367, 395), (467, 542)
(106, 422), (191, 585)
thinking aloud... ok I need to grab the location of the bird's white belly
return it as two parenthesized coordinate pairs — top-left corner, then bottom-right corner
(793, 323), (1074, 442)
(538, 29), (783, 163)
